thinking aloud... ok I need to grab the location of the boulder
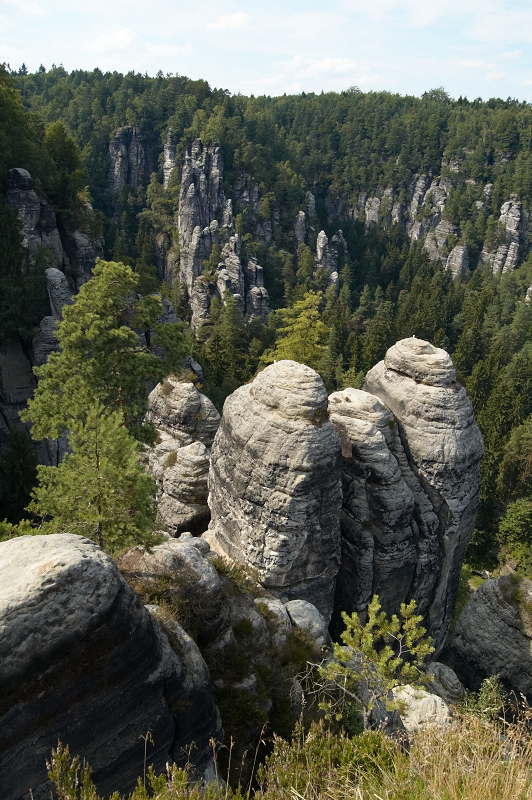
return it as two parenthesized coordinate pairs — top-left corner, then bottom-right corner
(284, 600), (329, 647)
(0, 534), (221, 800)
(118, 538), (229, 648)
(427, 662), (464, 705)
(392, 685), (451, 733)
(205, 360), (342, 622)
(444, 576), (532, 698)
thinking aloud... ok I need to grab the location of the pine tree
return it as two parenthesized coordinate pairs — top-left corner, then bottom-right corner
(27, 403), (157, 554)
(22, 259), (185, 439)
(261, 291), (329, 373)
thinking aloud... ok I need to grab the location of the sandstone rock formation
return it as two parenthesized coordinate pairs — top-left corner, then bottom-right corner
(480, 194), (529, 274)
(427, 662), (464, 705)
(6, 168), (103, 284)
(444, 576), (532, 697)
(315, 229), (346, 290)
(329, 338), (484, 652)
(146, 377), (220, 535)
(204, 360), (342, 621)
(107, 125), (153, 195)
(176, 139), (269, 328)
(0, 534), (221, 800)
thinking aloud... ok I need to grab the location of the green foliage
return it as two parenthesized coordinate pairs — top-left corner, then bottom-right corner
(318, 595), (434, 728)
(0, 429), (38, 523)
(27, 402), (157, 553)
(460, 675), (507, 722)
(261, 290), (329, 373)
(22, 259), (185, 439)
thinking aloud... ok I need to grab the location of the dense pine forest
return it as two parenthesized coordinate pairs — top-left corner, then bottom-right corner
(3, 63), (532, 574)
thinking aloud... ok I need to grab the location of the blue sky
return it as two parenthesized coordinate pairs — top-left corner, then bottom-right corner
(1, 0), (532, 101)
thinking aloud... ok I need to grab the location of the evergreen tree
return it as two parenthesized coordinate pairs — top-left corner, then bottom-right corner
(22, 259), (185, 439)
(261, 291), (329, 373)
(27, 403), (157, 553)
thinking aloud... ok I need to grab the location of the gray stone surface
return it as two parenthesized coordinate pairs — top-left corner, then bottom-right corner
(444, 576), (532, 698)
(45, 267), (73, 319)
(427, 662), (464, 705)
(328, 387), (418, 627)
(205, 360), (343, 622)
(0, 534), (221, 800)
(328, 339), (483, 652)
(393, 685), (451, 733)
(6, 168), (64, 267)
(284, 599), (329, 646)
(108, 125), (152, 195)
(146, 378), (220, 535)
(176, 139), (269, 329)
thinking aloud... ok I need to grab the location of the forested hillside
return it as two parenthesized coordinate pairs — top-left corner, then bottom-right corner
(3, 64), (532, 572)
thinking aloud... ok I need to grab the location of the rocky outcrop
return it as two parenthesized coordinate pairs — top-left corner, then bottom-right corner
(163, 128), (179, 188)
(108, 125), (153, 195)
(204, 360), (342, 622)
(146, 377), (220, 535)
(177, 140), (269, 328)
(0, 534), (221, 800)
(328, 339), (483, 652)
(444, 576), (532, 697)
(427, 662), (464, 705)
(480, 195), (529, 274)
(6, 168), (64, 267)
(315, 229), (346, 290)
(7, 168), (103, 284)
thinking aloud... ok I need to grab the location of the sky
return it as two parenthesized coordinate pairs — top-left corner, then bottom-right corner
(1, 0), (532, 101)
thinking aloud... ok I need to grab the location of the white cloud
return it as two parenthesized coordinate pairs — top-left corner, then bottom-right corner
(145, 42), (193, 57)
(83, 27), (137, 53)
(500, 49), (522, 59)
(207, 12), (251, 31)
(486, 70), (505, 81)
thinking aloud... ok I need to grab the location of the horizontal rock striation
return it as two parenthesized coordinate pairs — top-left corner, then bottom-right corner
(328, 388), (418, 629)
(355, 337), (484, 651)
(205, 360), (343, 621)
(0, 534), (221, 800)
(146, 378), (220, 535)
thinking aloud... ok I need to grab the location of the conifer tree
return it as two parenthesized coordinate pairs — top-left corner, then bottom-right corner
(27, 403), (157, 553)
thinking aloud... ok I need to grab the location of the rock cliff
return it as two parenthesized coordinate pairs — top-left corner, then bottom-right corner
(6, 168), (103, 284)
(204, 360), (343, 622)
(0, 534), (221, 800)
(107, 125), (154, 196)
(176, 139), (269, 328)
(343, 338), (484, 651)
(444, 575), (532, 697)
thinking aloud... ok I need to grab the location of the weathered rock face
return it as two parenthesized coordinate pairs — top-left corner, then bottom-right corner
(205, 360), (343, 621)
(315, 229), (346, 290)
(392, 685), (451, 733)
(328, 388), (418, 626)
(444, 576), (532, 697)
(0, 534), (221, 800)
(360, 338), (484, 651)
(6, 168), (64, 267)
(108, 125), (153, 195)
(146, 378), (220, 535)
(6, 169), (103, 285)
(480, 194), (529, 274)
(177, 139), (269, 328)
(328, 339), (483, 651)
